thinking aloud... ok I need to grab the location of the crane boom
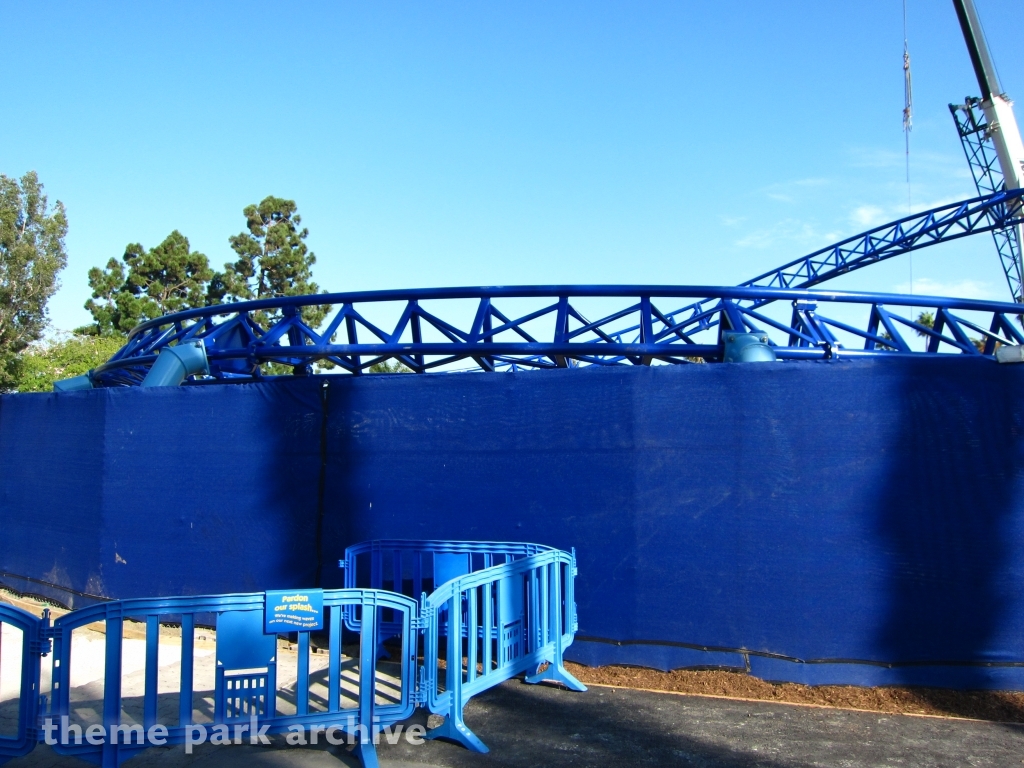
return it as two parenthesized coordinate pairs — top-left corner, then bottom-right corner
(952, 0), (1024, 299)
(953, 0), (1024, 193)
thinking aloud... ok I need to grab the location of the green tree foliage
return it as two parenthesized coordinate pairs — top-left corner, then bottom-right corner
(914, 309), (987, 351)
(17, 333), (126, 392)
(209, 196), (327, 327)
(367, 360), (411, 373)
(82, 231), (213, 336)
(0, 172), (68, 389)
(914, 311), (935, 336)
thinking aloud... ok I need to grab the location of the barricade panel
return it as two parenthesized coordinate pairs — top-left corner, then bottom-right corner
(418, 545), (585, 753)
(0, 622), (25, 741)
(44, 589), (420, 768)
(342, 539), (552, 640)
(0, 603), (45, 765)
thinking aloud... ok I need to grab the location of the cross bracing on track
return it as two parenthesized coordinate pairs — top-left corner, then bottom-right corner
(89, 286), (1024, 385)
(86, 189), (1024, 385)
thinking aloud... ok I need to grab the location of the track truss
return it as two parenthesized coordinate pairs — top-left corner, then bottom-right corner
(89, 286), (1024, 385)
(87, 189), (1024, 385)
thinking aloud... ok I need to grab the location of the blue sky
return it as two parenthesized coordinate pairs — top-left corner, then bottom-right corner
(2, 0), (1022, 334)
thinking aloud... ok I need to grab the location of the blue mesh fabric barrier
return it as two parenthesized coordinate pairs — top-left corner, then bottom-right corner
(0, 389), (105, 605)
(3, 359), (1024, 688)
(0, 381), (323, 608)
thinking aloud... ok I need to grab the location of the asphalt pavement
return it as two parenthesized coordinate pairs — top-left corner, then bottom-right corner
(8, 679), (1024, 768)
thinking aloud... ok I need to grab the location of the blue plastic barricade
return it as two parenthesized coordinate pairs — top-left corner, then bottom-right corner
(341, 540), (585, 753)
(46, 589), (417, 768)
(0, 540), (582, 767)
(340, 539), (547, 641)
(420, 546), (585, 752)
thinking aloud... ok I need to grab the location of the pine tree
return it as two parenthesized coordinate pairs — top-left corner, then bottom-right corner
(209, 196), (328, 327)
(82, 230), (213, 335)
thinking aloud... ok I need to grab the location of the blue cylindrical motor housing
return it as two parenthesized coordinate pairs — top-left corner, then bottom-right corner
(140, 341), (210, 387)
(723, 332), (778, 363)
(52, 374), (95, 392)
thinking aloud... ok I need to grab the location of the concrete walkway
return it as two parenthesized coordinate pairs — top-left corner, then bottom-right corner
(8, 679), (1024, 768)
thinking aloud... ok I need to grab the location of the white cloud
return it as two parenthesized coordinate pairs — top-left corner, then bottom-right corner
(735, 219), (823, 250)
(850, 205), (886, 227)
(847, 195), (970, 233)
(904, 196), (963, 214)
(760, 178), (832, 204)
(845, 148), (907, 170)
(846, 147), (963, 173)
(893, 277), (996, 300)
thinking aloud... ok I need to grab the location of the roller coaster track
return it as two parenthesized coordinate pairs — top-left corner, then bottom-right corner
(89, 190), (1024, 384)
(90, 287), (1024, 384)
(595, 188), (1024, 351)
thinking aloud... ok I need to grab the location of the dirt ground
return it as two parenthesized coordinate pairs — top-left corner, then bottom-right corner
(564, 661), (1024, 723)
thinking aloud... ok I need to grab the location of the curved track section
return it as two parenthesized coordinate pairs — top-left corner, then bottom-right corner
(90, 286), (1024, 385)
(600, 188), (1024, 348)
(745, 189), (1023, 291)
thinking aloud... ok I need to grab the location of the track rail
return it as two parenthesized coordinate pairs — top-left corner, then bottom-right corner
(89, 286), (1024, 384)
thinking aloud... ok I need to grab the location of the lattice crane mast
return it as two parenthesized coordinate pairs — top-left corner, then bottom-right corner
(950, 0), (1024, 300)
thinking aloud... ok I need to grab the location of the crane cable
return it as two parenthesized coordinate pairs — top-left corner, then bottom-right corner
(903, 0), (913, 178)
(903, 0), (915, 315)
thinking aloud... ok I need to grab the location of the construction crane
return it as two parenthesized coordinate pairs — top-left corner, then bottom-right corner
(950, 0), (1024, 300)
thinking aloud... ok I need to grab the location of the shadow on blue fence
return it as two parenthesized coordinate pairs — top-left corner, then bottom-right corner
(872, 358), (1024, 706)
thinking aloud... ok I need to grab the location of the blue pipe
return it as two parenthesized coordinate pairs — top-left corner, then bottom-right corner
(52, 373), (95, 392)
(140, 341), (209, 387)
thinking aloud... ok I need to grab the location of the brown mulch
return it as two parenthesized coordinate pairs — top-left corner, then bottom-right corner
(563, 662), (1024, 723)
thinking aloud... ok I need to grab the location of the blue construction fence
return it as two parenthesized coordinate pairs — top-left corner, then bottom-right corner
(0, 539), (583, 767)
(2, 358), (1024, 689)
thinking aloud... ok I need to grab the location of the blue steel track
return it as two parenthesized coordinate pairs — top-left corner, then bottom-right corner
(89, 189), (1024, 386)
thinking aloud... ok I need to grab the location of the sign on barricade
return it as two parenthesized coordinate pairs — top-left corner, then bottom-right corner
(265, 589), (324, 632)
